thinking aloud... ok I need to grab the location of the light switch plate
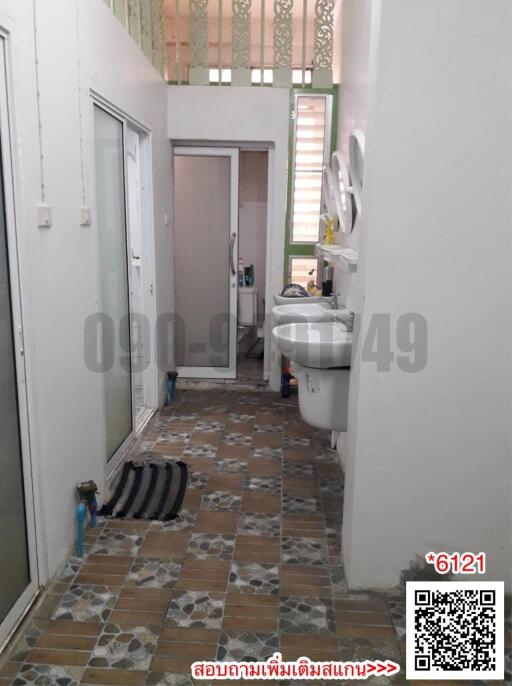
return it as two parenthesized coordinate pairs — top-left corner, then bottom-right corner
(80, 206), (92, 226)
(37, 203), (52, 228)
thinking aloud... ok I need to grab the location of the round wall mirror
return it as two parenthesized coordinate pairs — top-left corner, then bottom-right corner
(331, 150), (355, 234)
(349, 129), (365, 216)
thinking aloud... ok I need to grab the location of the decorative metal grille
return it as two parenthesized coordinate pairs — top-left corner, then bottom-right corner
(232, 0), (252, 86)
(312, 0), (334, 87)
(164, 0), (335, 87)
(189, 0), (209, 84)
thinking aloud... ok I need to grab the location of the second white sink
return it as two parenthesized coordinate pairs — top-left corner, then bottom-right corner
(272, 302), (331, 326)
(272, 321), (352, 369)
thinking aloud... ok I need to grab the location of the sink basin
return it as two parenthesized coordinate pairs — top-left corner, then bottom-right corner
(272, 302), (331, 326)
(273, 294), (332, 306)
(272, 303), (354, 327)
(272, 322), (352, 369)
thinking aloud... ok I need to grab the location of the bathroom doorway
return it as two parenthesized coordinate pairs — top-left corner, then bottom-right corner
(237, 150), (268, 386)
(173, 147), (240, 379)
(173, 145), (269, 387)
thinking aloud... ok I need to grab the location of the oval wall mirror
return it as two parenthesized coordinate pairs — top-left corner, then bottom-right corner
(349, 129), (365, 216)
(321, 164), (338, 229)
(331, 150), (355, 234)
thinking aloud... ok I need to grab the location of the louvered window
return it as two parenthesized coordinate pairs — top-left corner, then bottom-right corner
(291, 94), (331, 243)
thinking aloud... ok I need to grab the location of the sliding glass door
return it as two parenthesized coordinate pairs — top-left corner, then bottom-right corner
(94, 106), (133, 460)
(0, 36), (38, 645)
(0, 143), (30, 632)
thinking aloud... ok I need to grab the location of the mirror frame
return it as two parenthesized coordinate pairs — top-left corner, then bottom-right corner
(321, 164), (339, 230)
(348, 129), (365, 216)
(331, 150), (355, 234)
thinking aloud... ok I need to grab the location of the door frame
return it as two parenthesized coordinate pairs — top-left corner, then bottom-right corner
(90, 92), (158, 478)
(173, 146), (239, 379)
(0, 31), (40, 649)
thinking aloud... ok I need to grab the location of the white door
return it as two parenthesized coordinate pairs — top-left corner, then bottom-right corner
(0, 36), (39, 647)
(173, 147), (239, 379)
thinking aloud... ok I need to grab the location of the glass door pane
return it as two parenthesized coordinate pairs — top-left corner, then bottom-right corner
(174, 152), (235, 375)
(94, 106), (132, 460)
(0, 146), (30, 622)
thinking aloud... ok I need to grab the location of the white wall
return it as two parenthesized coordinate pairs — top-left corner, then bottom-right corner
(342, 0), (512, 589)
(0, 0), (173, 580)
(333, 0), (377, 312)
(167, 86), (290, 389)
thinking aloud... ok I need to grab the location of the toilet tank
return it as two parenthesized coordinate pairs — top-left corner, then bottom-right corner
(238, 287), (258, 325)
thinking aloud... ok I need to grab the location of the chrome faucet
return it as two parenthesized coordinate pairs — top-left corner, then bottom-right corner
(331, 294), (339, 309)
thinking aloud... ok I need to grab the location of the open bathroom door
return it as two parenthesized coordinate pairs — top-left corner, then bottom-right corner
(173, 147), (239, 379)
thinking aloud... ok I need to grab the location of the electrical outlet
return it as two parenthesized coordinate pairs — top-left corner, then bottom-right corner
(80, 206), (92, 226)
(37, 203), (52, 228)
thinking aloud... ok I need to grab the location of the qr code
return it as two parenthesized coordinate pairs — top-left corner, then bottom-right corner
(406, 581), (504, 680)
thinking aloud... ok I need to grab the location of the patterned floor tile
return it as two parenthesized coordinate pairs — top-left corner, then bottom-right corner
(12, 664), (84, 686)
(249, 447), (283, 461)
(330, 566), (349, 596)
(244, 475), (282, 491)
(282, 462), (315, 477)
(157, 431), (191, 444)
(7, 619), (47, 662)
(194, 421), (225, 432)
(159, 509), (197, 531)
(89, 623), (158, 670)
(338, 637), (401, 662)
(282, 537), (329, 566)
(279, 596), (336, 634)
(183, 445), (217, 459)
(228, 412), (256, 423)
(52, 584), (118, 622)
(187, 533), (235, 559)
(188, 472), (210, 489)
(223, 433), (253, 446)
(319, 478), (344, 495)
(315, 449), (340, 463)
(283, 437), (310, 448)
(237, 512), (281, 537)
(57, 556), (83, 583)
(387, 599), (406, 639)
(166, 591), (224, 628)
(127, 557), (181, 588)
(213, 458), (248, 473)
(254, 423), (283, 434)
(146, 674), (198, 686)
(201, 491), (241, 511)
(282, 494), (322, 515)
(89, 530), (144, 556)
(229, 562), (279, 595)
(168, 414), (198, 423)
(217, 630), (279, 661)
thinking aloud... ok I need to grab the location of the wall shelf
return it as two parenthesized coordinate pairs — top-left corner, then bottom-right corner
(315, 243), (359, 272)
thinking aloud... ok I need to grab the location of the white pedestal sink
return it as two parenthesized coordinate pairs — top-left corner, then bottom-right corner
(272, 302), (331, 326)
(272, 322), (352, 368)
(273, 294), (332, 306)
(272, 303), (354, 328)
(272, 321), (353, 432)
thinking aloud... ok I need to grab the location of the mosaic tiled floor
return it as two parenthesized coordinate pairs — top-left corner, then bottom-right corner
(1, 389), (511, 686)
